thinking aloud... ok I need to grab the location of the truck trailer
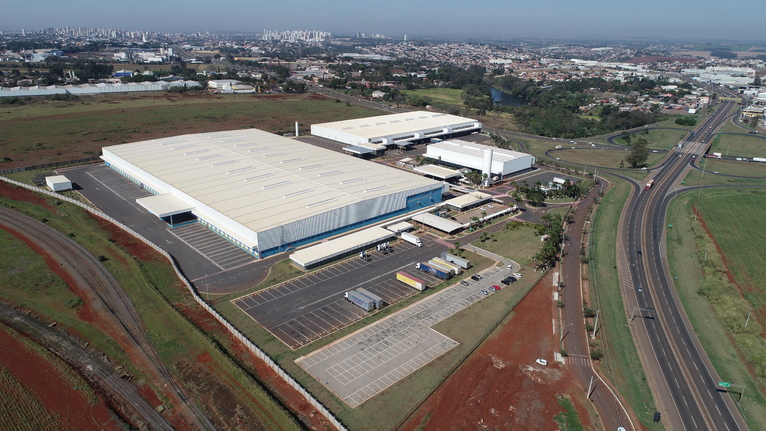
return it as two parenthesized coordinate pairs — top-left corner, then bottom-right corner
(416, 262), (452, 279)
(441, 252), (471, 269)
(401, 231), (423, 247)
(428, 259), (456, 276)
(355, 287), (384, 308)
(432, 257), (462, 274)
(345, 290), (375, 311)
(396, 271), (427, 291)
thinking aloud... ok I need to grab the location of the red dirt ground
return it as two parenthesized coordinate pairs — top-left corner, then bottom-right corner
(0, 181), (55, 210)
(89, 213), (165, 262)
(180, 302), (335, 430)
(0, 326), (121, 431)
(401, 273), (594, 431)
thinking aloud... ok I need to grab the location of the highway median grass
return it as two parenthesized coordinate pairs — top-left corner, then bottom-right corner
(587, 176), (660, 429)
(666, 189), (766, 430)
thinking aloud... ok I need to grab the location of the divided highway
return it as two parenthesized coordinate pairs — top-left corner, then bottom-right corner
(621, 99), (747, 430)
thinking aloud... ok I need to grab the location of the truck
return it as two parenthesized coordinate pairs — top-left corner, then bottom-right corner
(396, 271), (427, 291)
(345, 290), (375, 311)
(645, 179), (655, 190)
(432, 257), (462, 274)
(753, 157), (766, 163)
(356, 287), (384, 308)
(416, 262), (452, 279)
(401, 231), (423, 247)
(441, 252), (471, 269)
(428, 260), (455, 276)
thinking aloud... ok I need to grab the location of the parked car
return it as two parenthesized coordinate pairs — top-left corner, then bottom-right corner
(480, 289), (489, 295)
(491, 285), (501, 291)
(513, 273), (522, 279)
(460, 280), (469, 286)
(535, 358), (548, 366)
(475, 274), (482, 280)
(470, 275), (480, 281)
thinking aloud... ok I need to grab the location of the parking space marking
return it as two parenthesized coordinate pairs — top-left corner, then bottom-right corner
(297, 276), (503, 407)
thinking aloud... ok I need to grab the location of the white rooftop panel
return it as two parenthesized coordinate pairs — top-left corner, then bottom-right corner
(414, 165), (462, 179)
(136, 194), (195, 218)
(412, 213), (463, 233)
(290, 227), (395, 268)
(313, 111), (479, 141)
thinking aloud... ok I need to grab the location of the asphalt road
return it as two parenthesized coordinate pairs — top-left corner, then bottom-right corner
(559, 179), (635, 431)
(621, 99), (747, 431)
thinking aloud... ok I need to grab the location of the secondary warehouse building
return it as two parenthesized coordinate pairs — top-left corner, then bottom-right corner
(425, 140), (535, 179)
(101, 128), (444, 258)
(310, 111), (482, 151)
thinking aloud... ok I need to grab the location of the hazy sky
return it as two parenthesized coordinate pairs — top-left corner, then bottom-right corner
(3, 0), (766, 41)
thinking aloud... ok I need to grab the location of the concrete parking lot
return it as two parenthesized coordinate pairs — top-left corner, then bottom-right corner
(296, 263), (510, 408)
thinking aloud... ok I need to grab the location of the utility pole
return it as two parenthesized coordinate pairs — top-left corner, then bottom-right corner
(587, 375), (595, 399)
(745, 308), (753, 328)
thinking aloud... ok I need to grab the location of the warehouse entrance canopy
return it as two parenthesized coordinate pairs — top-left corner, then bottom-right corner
(413, 165), (462, 180)
(136, 194), (196, 226)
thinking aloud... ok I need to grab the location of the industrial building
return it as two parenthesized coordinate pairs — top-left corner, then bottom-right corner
(425, 140), (535, 180)
(310, 111), (482, 152)
(101, 128), (444, 258)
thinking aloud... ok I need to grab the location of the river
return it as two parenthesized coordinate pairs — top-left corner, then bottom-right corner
(491, 88), (528, 107)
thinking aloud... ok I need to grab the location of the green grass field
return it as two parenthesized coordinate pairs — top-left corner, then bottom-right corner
(681, 159), (766, 186)
(587, 177), (660, 429)
(550, 148), (665, 169)
(710, 133), (766, 158)
(666, 189), (766, 429)
(400, 88), (464, 106)
(0, 92), (377, 169)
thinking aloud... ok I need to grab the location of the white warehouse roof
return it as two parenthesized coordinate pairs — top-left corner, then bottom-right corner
(311, 111), (482, 146)
(425, 140), (535, 177)
(102, 129), (442, 256)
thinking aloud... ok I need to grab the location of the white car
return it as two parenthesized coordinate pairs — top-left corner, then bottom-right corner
(535, 358), (547, 366)
(513, 273), (522, 279)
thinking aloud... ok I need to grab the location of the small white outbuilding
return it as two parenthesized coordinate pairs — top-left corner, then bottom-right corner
(45, 175), (72, 192)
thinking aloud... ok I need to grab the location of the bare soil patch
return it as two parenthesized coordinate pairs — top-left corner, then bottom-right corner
(401, 274), (593, 431)
(0, 325), (121, 431)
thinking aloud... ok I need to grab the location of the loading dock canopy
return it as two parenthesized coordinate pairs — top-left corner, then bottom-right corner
(413, 165), (462, 180)
(290, 227), (395, 269)
(444, 191), (492, 210)
(386, 221), (414, 233)
(412, 213), (463, 233)
(342, 145), (374, 155)
(136, 194), (195, 218)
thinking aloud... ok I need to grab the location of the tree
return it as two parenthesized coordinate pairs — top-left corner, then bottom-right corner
(625, 138), (649, 168)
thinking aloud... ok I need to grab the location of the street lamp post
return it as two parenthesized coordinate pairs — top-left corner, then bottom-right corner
(560, 323), (574, 342)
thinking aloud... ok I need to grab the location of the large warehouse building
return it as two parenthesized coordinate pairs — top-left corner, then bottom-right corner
(101, 129), (444, 258)
(310, 111), (482, 149)
(425, 140), (535, 179)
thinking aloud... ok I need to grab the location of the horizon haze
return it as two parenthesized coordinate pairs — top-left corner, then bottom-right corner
(2, 0), (766, 41)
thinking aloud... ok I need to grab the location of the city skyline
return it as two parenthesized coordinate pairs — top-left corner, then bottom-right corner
(2, 0), (766, 41)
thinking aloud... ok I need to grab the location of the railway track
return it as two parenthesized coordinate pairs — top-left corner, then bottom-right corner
(0, 303), (174, 430)
(0, 207), (214, 430)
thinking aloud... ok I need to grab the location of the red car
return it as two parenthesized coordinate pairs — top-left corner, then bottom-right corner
(491, 285), (501, 291)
